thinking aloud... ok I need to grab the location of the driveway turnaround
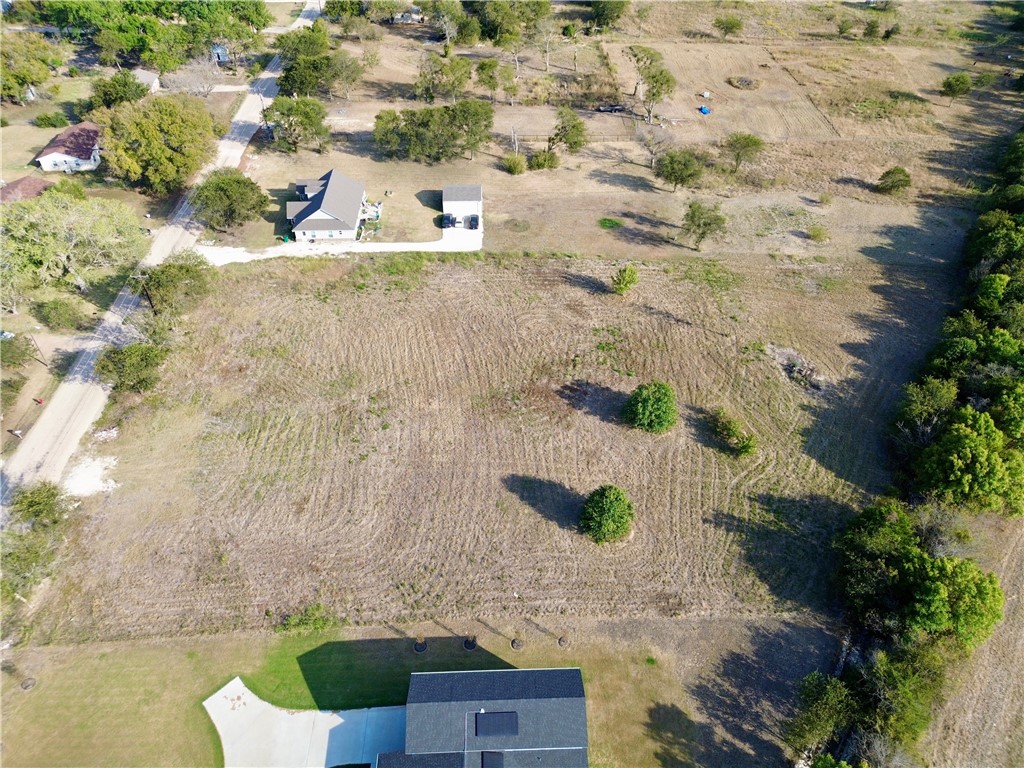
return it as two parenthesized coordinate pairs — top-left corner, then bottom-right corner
(204, 677), (405, 768)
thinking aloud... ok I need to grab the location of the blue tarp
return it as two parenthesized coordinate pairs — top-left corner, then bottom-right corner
(698, 105), (711, 115)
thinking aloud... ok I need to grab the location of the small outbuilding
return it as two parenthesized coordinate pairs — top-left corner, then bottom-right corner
(211, 44), (231, 64)
(286, 170), (367, 242)
(0, 176), (54, 203)
(132, 68), (160, 93)
(34, 122), (101, 173)
(442, 184), (483, 226)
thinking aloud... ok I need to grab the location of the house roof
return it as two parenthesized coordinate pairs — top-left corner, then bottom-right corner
(407, 668), (584, 704)
(0, 175), (54, 203)
(404, 669), (588, 763)
(133, 68), (159, 86)
(286, 170), (365, 231)
(442, 184), (483, 203)
(34, 122), (100, 161)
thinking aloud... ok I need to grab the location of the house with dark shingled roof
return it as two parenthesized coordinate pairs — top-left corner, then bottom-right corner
(34, 122), (101, 173)
(376, 668), (588, 768)
(0, 175), (54, 203)
(286, 169), (367, 242)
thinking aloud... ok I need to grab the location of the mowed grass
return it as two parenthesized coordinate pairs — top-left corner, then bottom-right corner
(1, 628), (688, 768)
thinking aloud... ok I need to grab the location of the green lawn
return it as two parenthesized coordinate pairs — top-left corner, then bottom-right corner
(1, 628), (690, 767)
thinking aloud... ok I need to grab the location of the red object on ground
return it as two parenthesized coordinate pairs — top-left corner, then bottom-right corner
(34, 398), (44, 405)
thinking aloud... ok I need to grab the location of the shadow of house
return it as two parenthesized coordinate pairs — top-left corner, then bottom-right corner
(293, 638), (514, 711)
(264, 187), (294, 239)
(686, 620), (842, 768)
(502, 475), (585, 531)
(414, 189), (442, 211)
(705, 493), (856, 611)
(556, 380), (628, 425)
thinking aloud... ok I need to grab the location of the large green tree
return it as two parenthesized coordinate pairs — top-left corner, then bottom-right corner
(940, 72), (972, 106)
(591, 1), (629, 28)
(0, 191), (146, 292)
(141, 250), (213, 315)
(723, 132), (764, 172)
(416, 53), (472, 103)
(681, 200), (727, 251)
(263, 95), (329, 152)
(783, 672), (856, 754)
(373, 99), (493, 162)
(0, 32), (65, 102)
(275, 17), (330, 62)
(90, 69), (150, 109)
(916, 406), (1018, 511)
(191, 169), (270, 231)
(95, 343), (167, 392)
(655, 149), (703, 191)
(548, 107), (588, 153)
(627, 45), (676, 124)
(92, 94), (218, 195)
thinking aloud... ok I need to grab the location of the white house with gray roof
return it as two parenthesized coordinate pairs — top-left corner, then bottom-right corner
(377, 668), (588, 768)
(286, 170), (367, 242)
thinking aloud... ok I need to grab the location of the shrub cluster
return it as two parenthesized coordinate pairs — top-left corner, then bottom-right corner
(34, 111), (69, 128)
(712, 408), (757, 456)
(1, 482), (72, 624)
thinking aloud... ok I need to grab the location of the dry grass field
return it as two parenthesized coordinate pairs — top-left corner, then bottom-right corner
(7, 2), (1024, 765)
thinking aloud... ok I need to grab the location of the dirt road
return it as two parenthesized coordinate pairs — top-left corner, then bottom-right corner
(0, 0), (319, 510)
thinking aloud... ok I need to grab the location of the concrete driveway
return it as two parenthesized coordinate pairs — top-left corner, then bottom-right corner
(196, 226), (485, 266)
(204, 677), (406, 768)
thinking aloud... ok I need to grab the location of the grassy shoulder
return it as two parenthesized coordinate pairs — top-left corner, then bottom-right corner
(2, 626), (688, 768)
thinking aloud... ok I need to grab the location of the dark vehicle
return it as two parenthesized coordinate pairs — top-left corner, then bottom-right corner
(441, 213), (456, 228)
(467, 214), (480, 230)
(595, 104), (626, 113)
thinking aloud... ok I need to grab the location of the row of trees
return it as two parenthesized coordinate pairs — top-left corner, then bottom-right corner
(276, 18), (366, 98)
(785, 127), (1024, 767)
(30, 0), (272, 72)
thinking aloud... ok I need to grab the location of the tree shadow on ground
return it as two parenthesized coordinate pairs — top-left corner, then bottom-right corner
(646, 702), (751, 768)
(556, 379), (628, 425)
(687, 620), (841, 767)
(796, 215), (965, 494)
(588, 168), (657, 192)
(561, 272), (609, 295)
(606, 210), (678, 248)
(502, 474), (584, 530)
(682, 404), (729, 453)
(638, 304), (691, 326)
(705, 493), (855, 611)
(836, 176), (875, 192)
(414, 189), (442, 211)
(285, 637), (514, 710)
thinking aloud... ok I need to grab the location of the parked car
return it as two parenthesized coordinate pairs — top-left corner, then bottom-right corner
(467, 215), (480, 230)
(441, 213), (455, 228)
(595, 104), (626, 113)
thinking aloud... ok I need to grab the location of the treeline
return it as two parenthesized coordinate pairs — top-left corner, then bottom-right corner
(786, 129), (1024, 766)
(20, 0), (272, 72)
(373, 99), (493, 162)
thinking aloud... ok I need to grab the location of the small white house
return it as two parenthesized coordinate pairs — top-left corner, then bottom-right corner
(34, 122), (101, 173)
(286, 170), (367, 242)
(132, 68), (160, 93)
(442, 184), (483, 225)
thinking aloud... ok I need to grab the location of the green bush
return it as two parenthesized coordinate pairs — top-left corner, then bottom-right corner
(807, 224), (831, 243)
(500, 153), (526, 175)
(141, 250), (213, 315)
(1, 375), (26, 411)
(622, 381), (678, 433)
(1, 336), (34, 368)
(13, 481), (69, 527)
(712, 408), (757, 456)
(611, 264), (638, 295)
(37, 297), (87, 331)
(598, 217), (623, 229)
(34, 111), (69, 128)
(580, 485), (634, 543)
(877, 166), (912, 194)
(0, 116), (9, 127)
(783, 671), (856, 754)
(67, 65), (81, 77)
(277, 601), (339, 633)
(95, 343), (168, 392)
(528, 150), (559, 170)
(863, 19), (881, 39)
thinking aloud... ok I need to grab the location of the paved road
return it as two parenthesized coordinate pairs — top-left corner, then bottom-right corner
(0, 0), (320, 508)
